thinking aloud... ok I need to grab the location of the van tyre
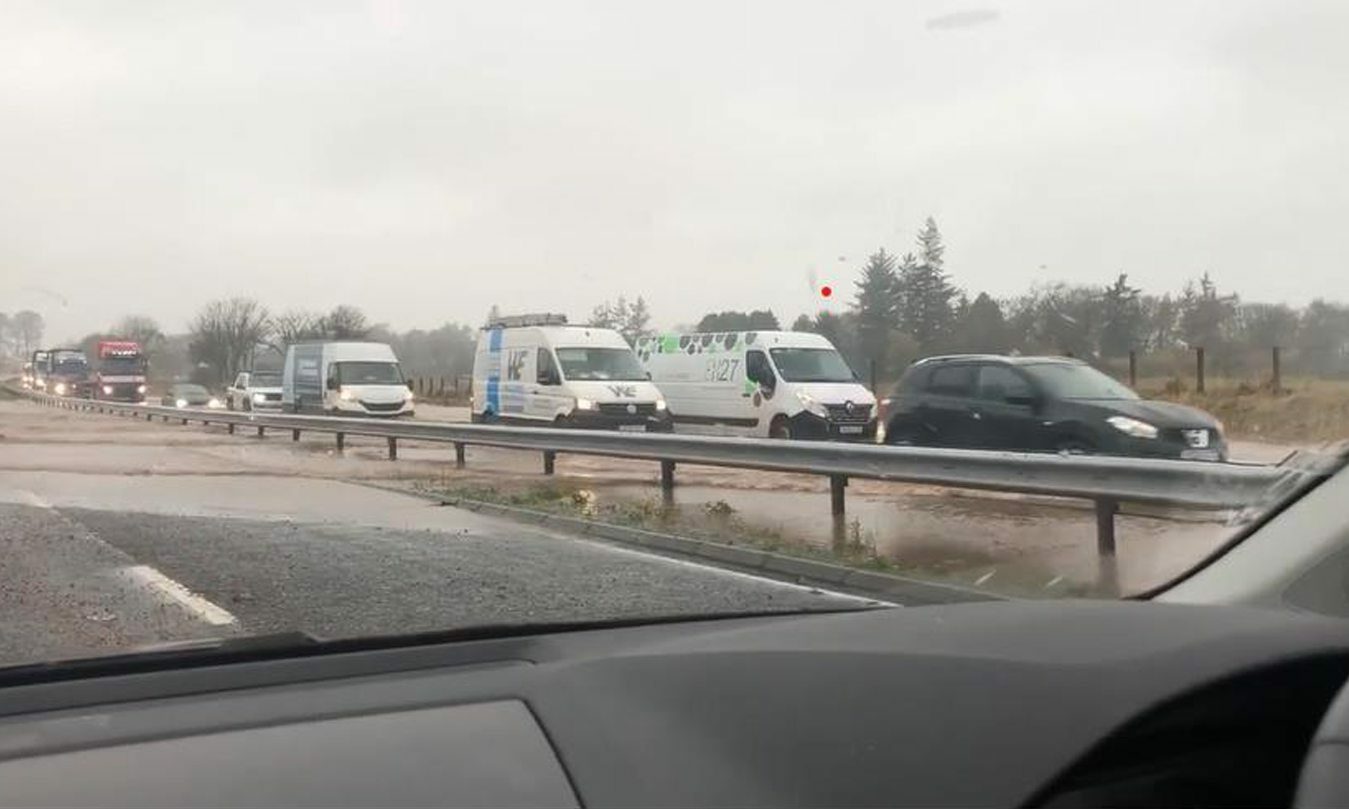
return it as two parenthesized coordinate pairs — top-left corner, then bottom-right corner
(1055, 438), (1095, 455)
(768, 416), (794, 440)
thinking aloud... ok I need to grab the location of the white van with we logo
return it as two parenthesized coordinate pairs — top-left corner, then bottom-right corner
(470, 313), (672, 432)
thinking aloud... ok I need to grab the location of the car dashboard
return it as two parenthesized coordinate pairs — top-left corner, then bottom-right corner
(0, 601), (1347, 807)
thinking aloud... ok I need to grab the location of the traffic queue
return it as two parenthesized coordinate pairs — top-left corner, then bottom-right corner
(16, 312), (1228, 458)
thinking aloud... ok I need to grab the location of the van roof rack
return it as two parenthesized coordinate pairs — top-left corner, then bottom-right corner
(486, 313), (569, 328)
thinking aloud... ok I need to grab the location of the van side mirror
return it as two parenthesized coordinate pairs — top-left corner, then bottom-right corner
(326, 377), (339, 391)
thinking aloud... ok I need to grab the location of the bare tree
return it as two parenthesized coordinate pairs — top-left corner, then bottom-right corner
(11, 310), (44, 357)
(320, 305), (370, 340)
(271, 310), (325, 347)
(188, 298), (272, 384)
(109, 315), (163, 348)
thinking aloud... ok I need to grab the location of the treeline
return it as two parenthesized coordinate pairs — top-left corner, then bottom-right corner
(0, 310), (46, 360)
(781, 217), (1349, 384)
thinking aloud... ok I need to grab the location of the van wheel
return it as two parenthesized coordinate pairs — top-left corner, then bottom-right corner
(768, 416), (794, 440)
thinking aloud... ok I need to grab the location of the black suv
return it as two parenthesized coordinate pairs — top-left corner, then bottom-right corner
(879, 355), (1227, 461)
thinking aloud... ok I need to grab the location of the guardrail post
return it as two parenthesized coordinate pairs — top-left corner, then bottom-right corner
(543, 450), (556, 475)
(387, 436), (397, 460)
(660, 460), (676, 505)
(256, 425), (265, 438)
(336, 432), (345, 452)
(1095, 499), (1118, 557)
(1272, 346), (1282, 393)
(227, 423), (235, 435)
(830, 474), (847, 515)
(145, 413), (153, 421)
(1195, 347), (1206, 394)
(292, 428), (301, 441)
(455, 443), (466, 468)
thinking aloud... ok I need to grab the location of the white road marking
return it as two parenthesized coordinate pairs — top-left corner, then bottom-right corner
(569, 535), (895, 607)
(120, 565), (240, 626)
(974, 570), (995, 586)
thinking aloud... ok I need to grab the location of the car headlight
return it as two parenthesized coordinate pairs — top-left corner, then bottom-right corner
(208, 398), (223, 409)
(102, 385), (114, 395)
(654, 398), (667, 412)
(1106, 415), (1158, 439)
(575, 397), (596, 411)
(137, 384), (147, 394)
(795, 390), (828, 417)
(405, 389), (415, 401)
(176, 398), (188, 408)
(54, 382), (67, 395)
(252, 392), (266, 403)
(339, 387), (354, 401)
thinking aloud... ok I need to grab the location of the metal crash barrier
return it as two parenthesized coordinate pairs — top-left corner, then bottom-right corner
(18, 389), (1311, 560)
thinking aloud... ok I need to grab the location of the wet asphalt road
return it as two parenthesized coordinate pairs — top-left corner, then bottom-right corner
(0, 484), (872, 667)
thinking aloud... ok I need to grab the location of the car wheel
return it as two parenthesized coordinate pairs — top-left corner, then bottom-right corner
(243, 399), (252, 412)
(768, 415), (794, 440)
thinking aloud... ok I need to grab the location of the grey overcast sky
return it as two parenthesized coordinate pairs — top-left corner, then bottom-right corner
(3, 0), (1346, 343)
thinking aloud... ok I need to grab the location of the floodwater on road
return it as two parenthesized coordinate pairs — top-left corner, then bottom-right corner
(571, 482), (1230, 598)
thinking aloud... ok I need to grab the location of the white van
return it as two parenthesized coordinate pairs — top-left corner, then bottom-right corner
(634, 330), (877, 440)
(282, 341), (414, 417)
(471, 313), (670, 431)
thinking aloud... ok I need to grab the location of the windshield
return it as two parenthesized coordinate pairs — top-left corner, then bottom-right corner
(1023, 364), (1140, 401)
(335, 362), (404, 385)
(52, 357), (88, 374)
(555, 347), (647, 381)
(769, 348), (857, 383)
(99, 356), (144, 374)
(3, 2), (1349, 678)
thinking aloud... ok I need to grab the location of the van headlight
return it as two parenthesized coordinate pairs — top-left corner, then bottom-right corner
(207, 398), (223, 409)
(795, 390), (828, 418)
(54, 382), (67, 395)
(339, 387), (354, 402)
(575, 397), (596, 411)
(1106, 415), (1158, 439)
(655, 399), (667, 412)
(176, 398), (188, 408)
(252, 392), (266, 404)
(102, 385), (114, 395)
(405, 389), (415, 401)
(137, 384), (147, 394)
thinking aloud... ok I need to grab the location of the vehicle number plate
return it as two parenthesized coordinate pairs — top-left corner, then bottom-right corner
(618, 424), (647, 432)
(838, 425), (864, 434)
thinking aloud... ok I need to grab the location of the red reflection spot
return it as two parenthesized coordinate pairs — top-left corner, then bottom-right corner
(820, 285), (833, 298)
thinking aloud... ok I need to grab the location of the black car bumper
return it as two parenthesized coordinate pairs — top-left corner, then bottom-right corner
(1105, 433), (1229, 462)
(787, 411), (877, 441)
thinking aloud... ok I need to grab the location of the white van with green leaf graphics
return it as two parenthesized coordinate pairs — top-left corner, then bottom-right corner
(634, 331), (877, 440)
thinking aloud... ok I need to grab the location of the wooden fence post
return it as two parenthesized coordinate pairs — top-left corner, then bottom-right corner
(1196, 347), (1206, 394)
(1272, 346), (1282, 393)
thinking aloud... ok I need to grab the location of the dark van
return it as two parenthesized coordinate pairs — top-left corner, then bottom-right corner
(879, 355), (1227, 461)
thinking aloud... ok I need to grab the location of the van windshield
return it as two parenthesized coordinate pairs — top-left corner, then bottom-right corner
(769, 348), (857, 383)
(555, 348), (647, 381)
(251, 371), (281, 386)
(334, 362), (404, 385)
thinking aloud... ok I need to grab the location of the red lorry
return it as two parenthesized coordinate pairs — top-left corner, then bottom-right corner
(93, 340), (148, 402)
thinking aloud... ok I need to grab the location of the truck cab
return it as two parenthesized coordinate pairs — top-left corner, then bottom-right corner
(93, 341), (148, 402)
(46, 349), (91, 398)
(471, 313), (670, 431)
